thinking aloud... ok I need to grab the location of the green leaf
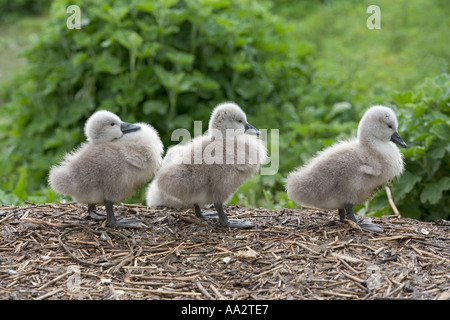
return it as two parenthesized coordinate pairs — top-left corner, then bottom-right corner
(71, 52), (88, 67)
(115, 30), (143, 51)
(397, 201), (422, 220)
(166, 51), (194, 67)
(160, 0), (178, 9)
(13, 167), (27, 200)
(430, 122), (450, 141)
(93, 51), (122, 74)
(0, 190), (21, 206)
(393, 171), (422, 200)
(143, 100), (167, 115)
(420, 177), (450, 204)
(154, 65), (189, 92)
(419, 78), (443, 100)
(136, 2), (155, 13)
(391, 91), (413, 104)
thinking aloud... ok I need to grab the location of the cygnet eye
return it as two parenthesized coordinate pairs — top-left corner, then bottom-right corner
(238, 120), (243, 123)
(110, 123), (115, 126)
(388, 125), (392, 129)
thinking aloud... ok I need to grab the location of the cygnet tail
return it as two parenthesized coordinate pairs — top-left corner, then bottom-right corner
(48, 165), (73, 197)
(286, 170), (317, 208)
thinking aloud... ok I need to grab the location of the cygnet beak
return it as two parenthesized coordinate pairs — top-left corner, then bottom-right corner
(121, 122), (141, 134)
(245, 122), (261, 136)
(390, 131), (407, 149)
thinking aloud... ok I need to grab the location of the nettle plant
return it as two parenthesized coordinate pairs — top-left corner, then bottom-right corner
(366, 73), (450, 221)
(1, 0), (311, 200)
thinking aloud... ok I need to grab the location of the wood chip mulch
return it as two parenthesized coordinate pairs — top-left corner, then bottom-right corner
(1, 202), (449, 300)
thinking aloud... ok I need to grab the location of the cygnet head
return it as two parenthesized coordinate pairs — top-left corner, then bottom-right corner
(208, 102), (260, 138)
(84, 110), (141, 143)
(357, 105), (407, 149)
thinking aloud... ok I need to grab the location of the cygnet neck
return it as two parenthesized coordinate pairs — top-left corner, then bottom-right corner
(358, 131), (399, 163)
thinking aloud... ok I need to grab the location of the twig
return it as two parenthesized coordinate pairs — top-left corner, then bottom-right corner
(108, 246), (143, 274)
(38, 272), (70, 290)
(58, 225), (135, 267)
(35, 288), (65, 300)
(369, 235), (424, 242)
(210, 284), (226, 300)
(298, 243), (321, 255)
(385, 186), (401, 217)
(22, 217), (63, 228)
(385, 283), (406, 297)
(118, 287), (201, 296)
(0, 212), (15, 224)
(258, 264), (284, 277)
(195, 279), (215, 300)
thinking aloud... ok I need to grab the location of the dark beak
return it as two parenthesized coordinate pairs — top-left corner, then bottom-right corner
(121, 122), (141, 134)
(245, 122), (261, 136)
(390, 132), (407, 149)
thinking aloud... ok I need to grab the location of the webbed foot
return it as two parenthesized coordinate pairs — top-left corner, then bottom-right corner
(108, 217), (144, 229)
(222, 218), (254, 229)
(88, 204), (106, 220)
(215, 202), (254, 229)
(356, 218), (384, 233)
(339, 204), (384, 233)
(104, 200), (144, 229)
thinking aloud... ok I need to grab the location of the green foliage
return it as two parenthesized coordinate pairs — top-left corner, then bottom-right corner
(366, 74), (450, 220)
(1, 0), (448, 223)
(0, 0), (310, 204)
(391, 74), (450, 220)
(0, 0), (52, 20)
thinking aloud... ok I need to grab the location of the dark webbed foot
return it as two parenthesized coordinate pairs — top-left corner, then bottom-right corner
(88, 204), (106, 220)
(194, 204), (218, 220)
(193, 203), (253, 229)
(356, 218), (384, 233)
(104, 200), (144, 229)
(340, 204), (384, 233)
(109, 217), (144, 229)
(223, 218), (254, 229)
(214, 203), (254, 229)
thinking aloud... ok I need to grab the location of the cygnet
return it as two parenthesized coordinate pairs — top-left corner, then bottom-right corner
(154, 102), (267, 228)
(286, 105), (407, 232)
(48, 110), (163, 228)
(146, 144), (195, 208)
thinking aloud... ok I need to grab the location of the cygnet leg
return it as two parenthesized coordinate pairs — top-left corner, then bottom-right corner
(214, 202), (253, 229)
(88, 204), (106, 220)
(338, 208), (346, 221)
(194, 204), (205, 220)
(343, 204), (358, 223)
(344, 203), (384, 233)
(194, 204), (218, 220)
(105, 200), (143, 229)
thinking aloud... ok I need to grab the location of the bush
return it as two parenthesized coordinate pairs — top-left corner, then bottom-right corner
(365, 73), (450, 221)
(0, 0), (312, 203)
(0, 0), (52, 20)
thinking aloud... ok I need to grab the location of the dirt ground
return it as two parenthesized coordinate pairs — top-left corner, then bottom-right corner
(0, 202), (449, 300)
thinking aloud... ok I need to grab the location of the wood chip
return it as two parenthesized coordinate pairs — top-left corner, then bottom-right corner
(0, 203), (448, 300)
